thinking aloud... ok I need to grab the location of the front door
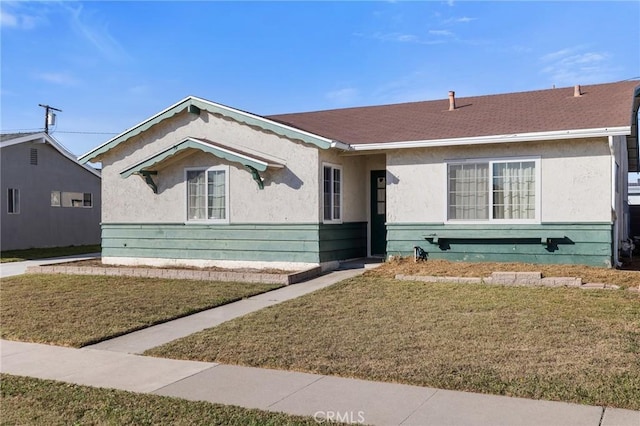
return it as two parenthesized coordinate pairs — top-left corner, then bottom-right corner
(370, 170), (387, 256)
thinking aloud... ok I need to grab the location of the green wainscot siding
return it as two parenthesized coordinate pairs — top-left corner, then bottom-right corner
(387, 223), (613, 267)
(102, 222), (366, 264)
(319, 222), (367, 262)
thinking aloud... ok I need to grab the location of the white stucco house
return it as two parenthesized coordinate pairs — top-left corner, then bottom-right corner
(79, 80), (640, 269)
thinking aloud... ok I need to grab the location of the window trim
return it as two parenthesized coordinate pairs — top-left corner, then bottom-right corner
(322, 163), (343, 224)
(445, 156), (541, 224)
(7, 188), (19, 214)
(184, 165), (230, 224)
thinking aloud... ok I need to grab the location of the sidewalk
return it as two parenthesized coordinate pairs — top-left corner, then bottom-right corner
(2, 258), (639, 425)
(2, 340), (637, 426)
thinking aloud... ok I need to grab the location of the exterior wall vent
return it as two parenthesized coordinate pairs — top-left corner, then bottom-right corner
(30, 148), (38, 165)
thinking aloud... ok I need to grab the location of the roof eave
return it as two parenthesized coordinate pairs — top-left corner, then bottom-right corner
(349, 127), (632, 151)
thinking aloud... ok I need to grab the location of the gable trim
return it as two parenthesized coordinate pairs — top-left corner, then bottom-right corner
(120, 137), (285, 178)
(80, 96), (342, 164)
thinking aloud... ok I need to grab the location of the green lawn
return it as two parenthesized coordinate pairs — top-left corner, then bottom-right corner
(0, 274), (281, 347)
(0, 374), (333, 426)
(147, 274), (640, 410)
(0, 245), (101, 263)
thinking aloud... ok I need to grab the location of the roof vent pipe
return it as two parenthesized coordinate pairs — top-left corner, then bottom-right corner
(574, 85), (582, 97)
(448, 91), (456, 111)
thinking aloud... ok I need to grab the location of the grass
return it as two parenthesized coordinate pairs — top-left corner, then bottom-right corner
(0, 374), (333, 426)
(0, 274), (281, 347)
(147, 273), (640, 410)
(0, 245), (101, 263)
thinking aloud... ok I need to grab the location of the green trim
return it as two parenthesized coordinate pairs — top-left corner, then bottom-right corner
(79, 97), (335, 164)
(101, 222), (366, 264)
(387, 223), (613, 267)
(120, 137), (275, 178)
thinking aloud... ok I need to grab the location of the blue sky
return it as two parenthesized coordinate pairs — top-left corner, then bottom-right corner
(1, 1), (639, 158)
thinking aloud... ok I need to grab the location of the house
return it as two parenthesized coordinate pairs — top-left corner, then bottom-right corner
(1, 132), (101, 251)
(79, 80), (640, 269)
(629, 177), (640, 240)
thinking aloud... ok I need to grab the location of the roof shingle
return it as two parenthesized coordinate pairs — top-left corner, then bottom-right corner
(267, 81), (639, 144)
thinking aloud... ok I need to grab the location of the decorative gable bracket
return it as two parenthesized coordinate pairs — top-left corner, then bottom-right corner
(139, 170), (158, 193)
(245, 165), (264, 189)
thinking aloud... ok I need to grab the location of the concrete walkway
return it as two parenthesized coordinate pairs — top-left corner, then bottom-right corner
(86, 265), (368, 354)
(2, 257), (639, 425)
(0, 252), (101, 278)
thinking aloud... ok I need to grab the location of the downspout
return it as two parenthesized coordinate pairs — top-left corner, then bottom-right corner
(609, 136), (621, 267)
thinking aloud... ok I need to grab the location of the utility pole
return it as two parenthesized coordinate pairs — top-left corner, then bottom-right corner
(38, 104), (62, 134)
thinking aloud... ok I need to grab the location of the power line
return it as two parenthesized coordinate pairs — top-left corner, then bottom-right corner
(55, 130), (119, 135)
(1, 128), (119, 135)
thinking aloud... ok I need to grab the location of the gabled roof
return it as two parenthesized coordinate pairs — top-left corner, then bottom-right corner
(270, 80), (640, 171)
(0, 132), (101, 178)
(268, 81), (639, 145)
(78, 80), (640, 171)
(79, 96), (346, 164)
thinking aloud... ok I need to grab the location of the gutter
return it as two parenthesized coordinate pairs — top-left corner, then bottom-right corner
(350, 126), (631, 151)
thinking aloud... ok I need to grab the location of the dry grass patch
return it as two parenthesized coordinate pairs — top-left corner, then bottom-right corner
(371, 257), (640, 289)
(1, 374), (332, 426)
(148, 275), (640, 410)
(0, 274), (281, 347)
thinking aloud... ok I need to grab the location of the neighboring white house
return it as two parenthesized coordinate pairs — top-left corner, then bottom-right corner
(1, 132), (102, 251)
(79, 80), (640, 269)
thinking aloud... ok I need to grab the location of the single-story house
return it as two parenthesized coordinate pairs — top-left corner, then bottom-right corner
(79, 80), (640, 269)
(1, 132), (102, 251)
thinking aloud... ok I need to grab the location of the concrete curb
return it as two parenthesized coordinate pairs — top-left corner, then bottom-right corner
(395, 272), (636, 292)
(25, 264), (322, 285)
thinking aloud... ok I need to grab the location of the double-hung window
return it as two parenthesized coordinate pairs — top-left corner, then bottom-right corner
(186, 166), (229, 222)
(7, 188), (19, 214)
(447, 158), (539, 222)
(323, 164), (342, 222)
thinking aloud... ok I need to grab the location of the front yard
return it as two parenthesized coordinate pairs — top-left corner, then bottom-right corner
(146, 270), (640, 410)
(0, 274), (281, 347)
(2, 259), (639, 412)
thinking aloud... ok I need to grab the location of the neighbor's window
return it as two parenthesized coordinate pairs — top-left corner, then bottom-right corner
(61, 192), (93, 208)
(448, 159), (537, 221)
(323, 164), (342, 222)
(7, 188), (19, 214)
(186, 166), (228, 222)
(51, 191), (61, 207)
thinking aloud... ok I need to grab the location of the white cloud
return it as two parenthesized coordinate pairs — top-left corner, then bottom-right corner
(34, 72), (80, 86)
(540, 47), (615, 86)
(62, 3), (130, 63)
(429, 30), (454, 37)
(0, 8), (42, 30)
(326, 87), (359, 105)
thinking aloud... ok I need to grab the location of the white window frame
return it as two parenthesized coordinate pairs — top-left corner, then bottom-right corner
(7, 188), (19, 214)
(184, 165), (230, 224)
(322, 163), (343, 224)
(445, 156), (541, 224)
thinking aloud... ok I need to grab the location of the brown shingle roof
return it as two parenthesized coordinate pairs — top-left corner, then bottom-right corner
(267, 81), (639, 144)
